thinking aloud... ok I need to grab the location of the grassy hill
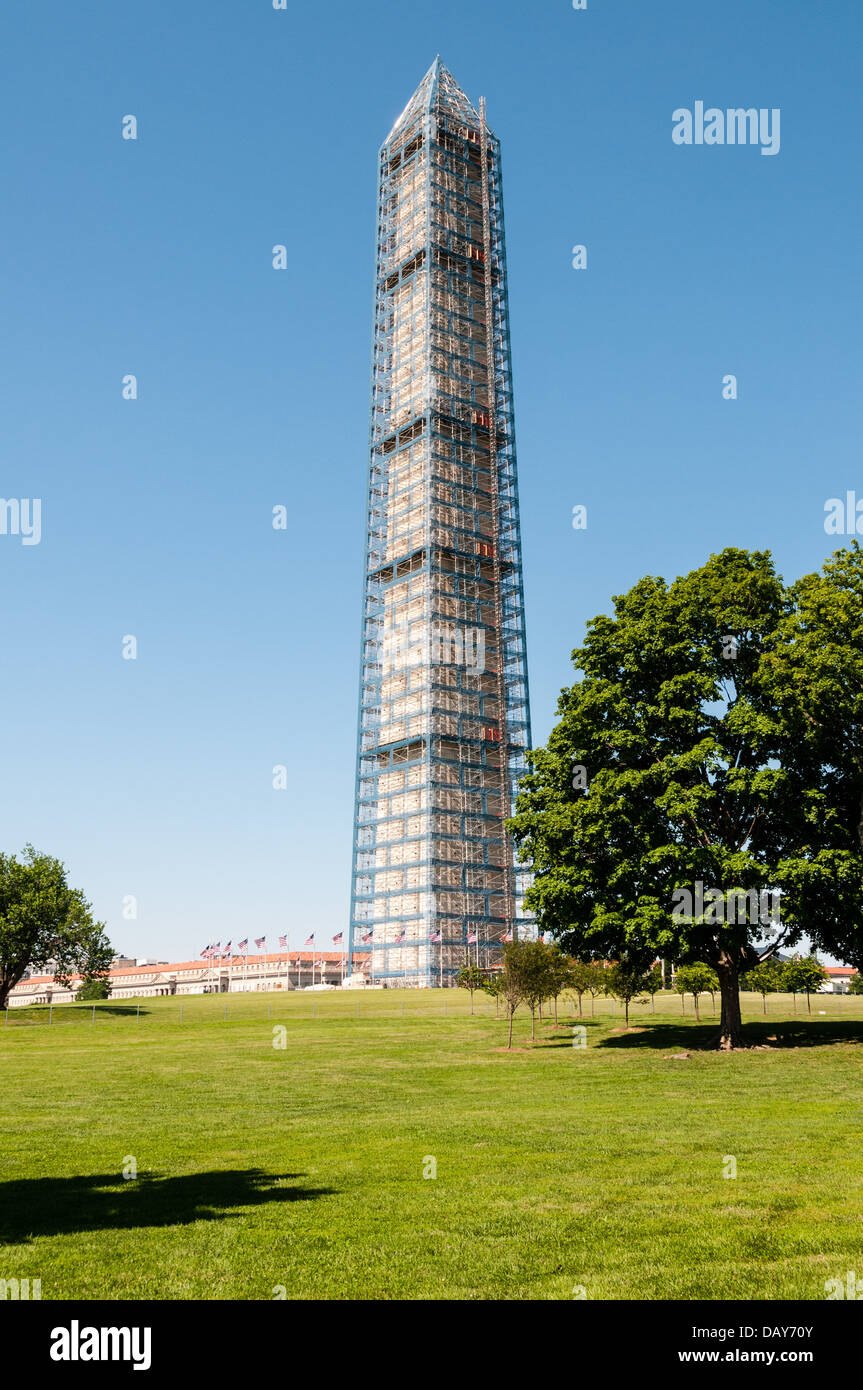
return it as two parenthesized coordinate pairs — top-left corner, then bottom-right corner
(1, 989), (861, 1299)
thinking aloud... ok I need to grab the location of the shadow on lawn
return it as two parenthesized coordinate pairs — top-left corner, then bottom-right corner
(84, 1005), (153, 1017)
(0, 1169), (335, 1244)
(8, 1005), (152, 1022)
(590, 1020), (863, 1050)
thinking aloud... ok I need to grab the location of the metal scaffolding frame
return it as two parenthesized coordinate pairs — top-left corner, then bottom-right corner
(348, 58), (533, 986)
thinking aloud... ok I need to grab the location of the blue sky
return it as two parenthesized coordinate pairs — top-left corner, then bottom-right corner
(1, 0), (860, 962)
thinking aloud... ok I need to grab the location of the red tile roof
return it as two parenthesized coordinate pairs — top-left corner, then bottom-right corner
(16, 951), (366, 987)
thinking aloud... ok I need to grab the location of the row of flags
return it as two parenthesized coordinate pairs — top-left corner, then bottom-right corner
(200, 932), (345, 960)
(200, 929), (512, 959)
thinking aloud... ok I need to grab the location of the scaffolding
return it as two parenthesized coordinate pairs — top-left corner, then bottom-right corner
(348, 59), (533, 986)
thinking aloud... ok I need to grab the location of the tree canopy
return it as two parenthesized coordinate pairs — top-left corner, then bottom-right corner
(0, 847), (113, 1009)
(508, 546), (863, 1049)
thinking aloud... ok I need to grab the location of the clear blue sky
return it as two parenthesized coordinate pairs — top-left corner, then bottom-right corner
(1, 0), (860, 962)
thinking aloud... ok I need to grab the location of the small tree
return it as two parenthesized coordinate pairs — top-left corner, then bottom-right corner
(742, 957), (784, 1015)
(0, 846), (113, 1011)
(604, 960), (650, 1027)
(643, 963), (663, 1014)
(567, 961), (594, 1018)
(456, 962), (485, 1015)
(480, 970), (503, 1016)
(783, 955), (828, 1014)
(585, 962), (606, 1017)
(848, 971), (863, 996)
(76, 976), (110, 1002)
(520, 941), (558, 1040)
(545, 946), (572, 1024)
(497, 941), (533, 1049)
(674, 963), (718, 1023)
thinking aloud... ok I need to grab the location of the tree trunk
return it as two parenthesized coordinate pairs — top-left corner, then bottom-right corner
(806, 990), (812, 1015)
(0, 969), (25, 1012)
(531, 1007), (536, 1040)
(554, 996), (558, 1024)
(578, 995), (583, 1018)
(625, 999), (630, 1026)
(470, 989), (474, 1015)
(507, 1006), (514, 1048)
(762, 994), (767, 1015)
(694, 995), (700, 1022)
(716, 958), (745, 1049)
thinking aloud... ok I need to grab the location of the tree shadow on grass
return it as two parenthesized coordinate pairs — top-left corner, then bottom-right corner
(0, 1169), (335, 1244)
(590, 1020), (863, 1050)
(6, 1004), (152, 1024)
(85, 1005), (154, 1017)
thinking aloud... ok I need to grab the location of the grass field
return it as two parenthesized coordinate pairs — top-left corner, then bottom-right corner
(1, 988), (861, 1300)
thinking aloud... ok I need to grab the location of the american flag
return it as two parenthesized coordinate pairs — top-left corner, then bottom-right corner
(395, 928), (405, 944)
(200, 945), (211, 959)
(332, 932), (343, 944)
(278, 935), (288, 949)
(212, 942), (220, 955)
(500, 931), (513, 943)
(255, 937), (266, 950)
(238, 939), (248, 954)
(466, 930), (478, 945)
(223, 940), (232, 954)
(430, 930), (442, 943)
(304, 933), (315, 947)
(361, 929), (374, 943)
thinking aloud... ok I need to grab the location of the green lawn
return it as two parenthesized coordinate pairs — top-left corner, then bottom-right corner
(1, 988), (861, 1300)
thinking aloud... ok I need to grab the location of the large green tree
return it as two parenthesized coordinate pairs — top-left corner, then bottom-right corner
(508, 547), (863, 1050)
(0, 847), (113, 1009)
(761, 545), (863, 966)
